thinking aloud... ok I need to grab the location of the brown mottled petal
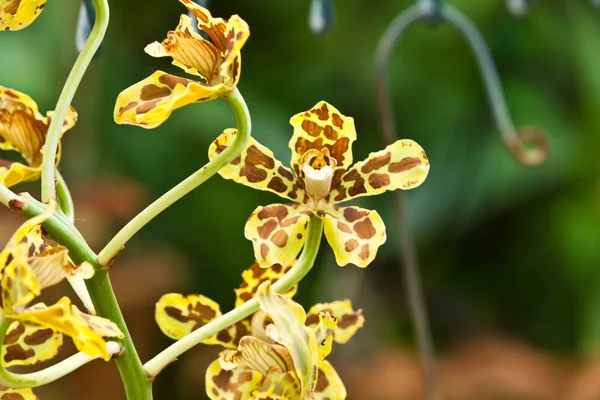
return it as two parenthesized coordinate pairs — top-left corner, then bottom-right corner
(144, 14), (220, 82)
(219, 336), (295, 375)
(208, 129), (304, 202)
(234, 261), (297, 308)
(114, 70), (226, 129)
(0, 0), (47, 31)
(320, 205), (386, 268)
(244, 204), (313, 268)
(307, 300), (364, 344)
(155, 293), (222, 340)
(331, 139), (430, 203)
(205, 357), (262, 400)
(1, 320), (62, 367)
(288, 101), (356, 191)
(253, 369), (303, 400)
(313, 360), (347, 400)
(1, 252), (42, 313)
(0, 385), (38, 400)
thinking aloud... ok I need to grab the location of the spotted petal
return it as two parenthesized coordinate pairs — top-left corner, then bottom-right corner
(209, 129), (304, 202)
(307, 300), (364, 344)
(235, 262), (297, 307)
(331, 139), (430, 202)
(0, 0), (46, 30)
(155, 293), (222, 340)
(289, 102), (356, 193)
(255, 282), (318, 398)
(0, 385), (37, 400)
(1, 253), (41, 313)
(2, 320), (62, 367)
(320, 206), (386, 268)
(252, 369), (302, 400)
(313, 360), (347, 400)
(13, 297), (123, 361)
(205, 357), (262, 400)
(114, 71), (224, 129)
(179, 0), (249, 87)
(28, 246), (94, 289)
(245, 204), (313, 268)
(220, 336), (295, 375)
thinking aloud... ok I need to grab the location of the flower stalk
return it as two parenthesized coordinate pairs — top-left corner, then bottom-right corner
(40, 0), (109, 203)
(143, 217), (324, 378)
(97, 87), (251, 267)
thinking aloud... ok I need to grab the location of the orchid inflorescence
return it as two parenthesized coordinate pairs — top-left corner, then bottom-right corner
(0, 0), (431, 398)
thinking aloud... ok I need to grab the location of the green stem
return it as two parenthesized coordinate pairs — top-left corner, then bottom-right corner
(97, 88), (251, 267)
(0, 316), (120, 388)
(143, 217), (324, 378)
(56, 170), (75, 223)
(40, 0), (109, 203)
(19, 195), (153, 399)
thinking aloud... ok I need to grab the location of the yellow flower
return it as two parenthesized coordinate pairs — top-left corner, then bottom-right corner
(0, 203), (123, 364)
(0, 86), (77, 188)
(0, 0), (46, 31)
(208, 101), (430, 268)
(114, 0), (249, 129)
(155, 263), (364, 400)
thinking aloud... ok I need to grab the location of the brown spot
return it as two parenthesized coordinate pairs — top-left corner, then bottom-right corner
(239, 292), (252, 302)
(257, 205), (288, 221)
(4, 90), (19, 99)
(337, 221), (352, 234)
(238, 371), (254, 384)
(296, 233), (303, 239)
(369, 173), (390, 189)
(271, 230), (289, 248)
(361, 152), (391, 174)
(323, 125), (337, 140)
(354, 218), (376, 240)
(216, 329), (232, 344)
(339, 312), (361, 329)
(344, 239), (359, 252)
(305, 314), (319, 326)
(212, 368), (234, 389)
(8, 198), (25, 213)
(311, 103), (329, 120)
(301, 120), (322, 137)
(118, 101), (138, 114)
(358, 244), (370, 260)
(158, 73), (191, 89)
(278, 166), (294, 181)
(1, 393), (25, 400)
(271, 263), (282, 273)
(136, 99), (161, 114)
(281, 215), (302, 228)
(23, 328), (54, 345)
(260, 244), (270, 259)
(193, 303), (217, 320)
(389, 157), (422, 173)
(315, 367), (330, 392)
(140, 84), (171, 101)
(343, 207), (368, 223)
(240, 145), (275, 183)
(331, 113), (344, 128)
(164, 307), (190, 323)
(3, 344), (34, 363)
(267, 177), (287, 193)
(257, 219), (278, 240)
(4, 323), (24, 345)
(3, 0), (20, 15)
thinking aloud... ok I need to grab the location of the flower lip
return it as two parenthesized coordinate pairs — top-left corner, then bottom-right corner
(301, 148), (337, 201)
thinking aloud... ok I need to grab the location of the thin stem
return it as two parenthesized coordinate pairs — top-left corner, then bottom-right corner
(0, 185), (23, 209)
(143, 217), (324, 378)
(18, 195), (153, 399)
(375, 6), (440, 400)
(40, 0), (109, 203)
(97, 88), (251, 267)
(441, 4), (548, 166)
(0, 316), (120, 388)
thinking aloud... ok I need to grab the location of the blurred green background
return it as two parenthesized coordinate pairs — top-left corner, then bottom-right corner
(1, 0), (600, 398)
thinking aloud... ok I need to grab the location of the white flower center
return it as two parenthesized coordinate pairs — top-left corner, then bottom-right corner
(301, 148), (336, 201)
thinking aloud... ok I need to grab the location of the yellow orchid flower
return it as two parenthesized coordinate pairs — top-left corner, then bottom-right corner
(208, 101), (430, 268)
(0, 203), (123, 364)
(113, 0), (249, 129)
(155, 264), (364, 400)
(0, 86), (77, 188)
(0, 0), (46, 31)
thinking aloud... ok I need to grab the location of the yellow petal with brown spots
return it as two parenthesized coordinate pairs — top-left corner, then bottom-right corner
(145, 14), (220, 81)
(1, 252), (42, 313)
(245, 204), (313, 268)
(288, 102), (356, 193)
(114, 71), (225, 129)
(310, 312), (337, 361)
(255, 282), (318, 398)
(179, 0), (249, 87)
(2, 320), (62, 367)
(0, 0), (46, 31)
(313, 360), (347, 400)
(235, 262), (297, 307)
(320, 205), (386, 268)
(331, 139), (430, 203)
(12, 297), (122, 361)
(28, 246), (94, 289)
(209, 129), (304, 202)
(220, 336), (295, 375)
(205, 357), (262, 400)
(155, 293), (222, 340)
(252, 369), (302, 400)
(307, 300), (364, 344)
(0, 385), (38, 400)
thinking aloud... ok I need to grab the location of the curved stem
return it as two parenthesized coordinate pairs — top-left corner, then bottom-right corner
(40, 0), (109, 203)
(143, 217), (324, 378)
(0, 185), (24, 209)
(375, 6), (440, 400)
(441, 4), (548, 166)
(55, 170), (75, 223)
(0, 316), (120, 388)
(18, 195), (153, 399)
(97, 88), (251, 267)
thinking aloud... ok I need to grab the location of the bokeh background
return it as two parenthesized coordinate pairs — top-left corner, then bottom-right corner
(2, 0), (600, 398)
